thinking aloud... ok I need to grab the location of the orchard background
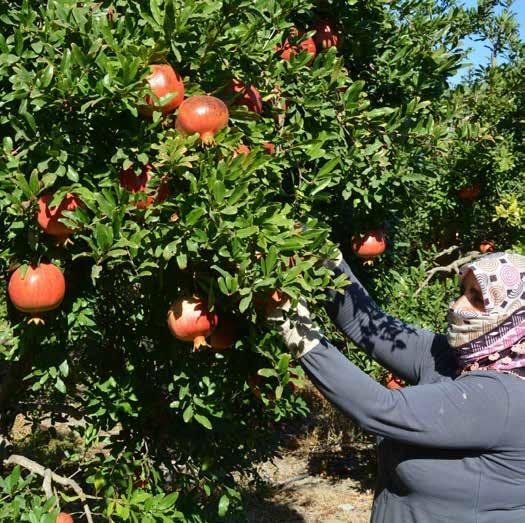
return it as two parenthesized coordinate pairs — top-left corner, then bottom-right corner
(0, 0), (523, 521)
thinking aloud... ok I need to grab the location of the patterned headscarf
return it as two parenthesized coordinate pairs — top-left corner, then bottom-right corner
(447, 252), (525, 379)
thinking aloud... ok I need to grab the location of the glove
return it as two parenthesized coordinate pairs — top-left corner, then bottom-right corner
(321, 245), (344, 272)
(267, 297), (324, 359)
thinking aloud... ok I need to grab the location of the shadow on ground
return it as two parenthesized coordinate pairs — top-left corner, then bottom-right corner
(241, 492), (306, 523)
(307, 444), (376, 493)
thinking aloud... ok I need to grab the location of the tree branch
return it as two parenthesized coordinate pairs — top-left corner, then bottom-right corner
(415, 251), (481, 296)
(4, 454), (94, 523)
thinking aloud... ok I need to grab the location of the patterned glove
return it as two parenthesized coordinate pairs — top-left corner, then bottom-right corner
(267, 297), (324, 359)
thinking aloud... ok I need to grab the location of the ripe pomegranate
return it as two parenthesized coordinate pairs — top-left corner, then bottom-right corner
(119, 164), (168, 209)
(167, 297), (218, 351)
(175, 95), (229, 143)
(138, 64), (184, 117)
(479, 240), (494, 253)
(8, 263), (66, 324)
(385, 373), (404, 390)
(209, 316), (237, 350)
(233, 143), (251, 158)
(37, 193), (82, 239)
(278, 32), (317, 62)
(313, 20), (340, 50)
(458, 184), (481, 200)
(263, 142), (275, 155)
(351, 229), (387, 259)
(56, 513), (74, 523)
(229, 80), (262, 113)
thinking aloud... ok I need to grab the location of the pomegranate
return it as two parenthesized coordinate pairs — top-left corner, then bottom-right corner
(313, 20), (340, 50)
(209, 316), (237, 350)
(479, 240), (494, 253)
(262, 142), (275, 155)
(229, 80), (262, 113)
(8, 263), (66, 324)
(119, 164), (168, 209)
(351, 229), (387, 259)
(56, 513), (74, 523)
(233, 143), (251, 158)
(385, 373), (404, 390)
(138, 64), (184, 117)
(458, 184), (481, 200)
(37, 193), (82, 239)
(278, 29), (317, 62)
(167, 297), (218, 350)
(175, 95), (229, 143)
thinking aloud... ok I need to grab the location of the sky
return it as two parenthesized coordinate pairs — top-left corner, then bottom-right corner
(452, 0), (525, 83)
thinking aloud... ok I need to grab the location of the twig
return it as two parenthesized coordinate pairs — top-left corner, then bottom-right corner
(4, 454), (93, 523)
(415, 251), (481, 296)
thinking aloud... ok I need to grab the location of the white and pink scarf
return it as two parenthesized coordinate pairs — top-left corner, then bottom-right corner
(447, 252), (525, 379)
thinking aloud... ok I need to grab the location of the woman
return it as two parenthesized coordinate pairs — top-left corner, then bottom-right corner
(270, 251), (525, 523)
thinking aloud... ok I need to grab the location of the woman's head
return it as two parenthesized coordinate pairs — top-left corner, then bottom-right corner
(447, 252), (525, 378)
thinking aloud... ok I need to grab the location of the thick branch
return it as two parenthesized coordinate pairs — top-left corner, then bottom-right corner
(4, 454), (93, 523)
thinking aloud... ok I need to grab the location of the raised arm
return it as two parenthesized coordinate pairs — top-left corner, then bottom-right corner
(300, 339), (509, 449)
(325, 257), (456, 384)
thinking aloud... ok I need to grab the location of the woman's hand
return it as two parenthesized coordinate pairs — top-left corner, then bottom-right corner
(267, 297), (324, 359)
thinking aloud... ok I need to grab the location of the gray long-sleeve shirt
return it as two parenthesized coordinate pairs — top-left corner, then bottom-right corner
(299, 259), (525, 523)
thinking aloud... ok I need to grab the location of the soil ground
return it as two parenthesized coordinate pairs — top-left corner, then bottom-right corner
(239, 386), (376, 522)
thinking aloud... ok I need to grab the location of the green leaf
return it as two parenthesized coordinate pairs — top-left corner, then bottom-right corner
(59, 360), (69, 378)
(185, 207), (206, 226)
(94, 223), (113, 251)
(194, 413), (212, 430)
(218, 494), (230, 517)
(55, 378), (66, 394)
(176, 253), (187, 270)
(182, 405), (193, 423)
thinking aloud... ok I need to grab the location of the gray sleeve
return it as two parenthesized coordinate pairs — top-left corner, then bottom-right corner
(325, 258), (457, 384)
(300, 340), (509, 450)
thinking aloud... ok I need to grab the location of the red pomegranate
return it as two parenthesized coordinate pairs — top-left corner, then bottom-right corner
(37, 193), (82, 239)
(167, 297), (218, 350)
(313, 20), (340, 50)
(209, 316), (237, 350)
(138, 64), (184, 117)
(385, 373), (405, 390)
(278, 29), (317, 62)
(263, 142), (275, 155)
(8, 263), (66, 324)
(233, 143), (251, 158)
(56, 513), (74, 523)
(229, 80), (262, 113)
(175, 95), (229, 143)
(458, 184), (481, 200)
(479, 240), (494, 253)
(351, 229), (387, 259)
(119, 164), (168, 208)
